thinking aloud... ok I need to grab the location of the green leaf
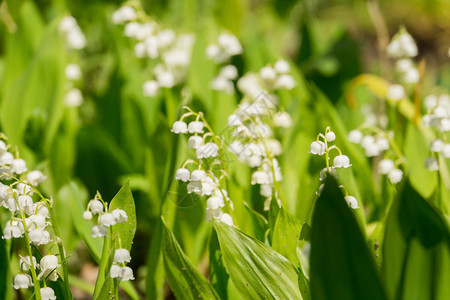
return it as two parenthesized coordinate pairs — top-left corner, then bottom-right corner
(243, 202), (268, 242)
(109, 180), (137, 251)
(382, 179), (450, 300)
(162, 218), (219, 300)
(310, 176), (387, 300)
(404, 124), (437, 199)
(214, 221), (302, 299)
(272, 207), (302, 264)
(209, 228), (229, 299)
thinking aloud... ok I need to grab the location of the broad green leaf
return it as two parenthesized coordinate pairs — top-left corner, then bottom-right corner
(162, 218), (219, 300)
(272, 207), (302, 264)
(209, 228), (229, 299)
(382, 179), (450, 300)
(214, 221), (302, 299)
(310, 176), (387, 300)
(109, 180), (137, 251)
(404, 124), (437, 199)
(243, 202), (268, 242)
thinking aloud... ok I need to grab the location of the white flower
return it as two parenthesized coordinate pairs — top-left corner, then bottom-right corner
(190, 170), (206, 181)
(251, 171), (270, 185)
(273, 112), (292, 128)
(65, 64), (82, 80)
(210, 76), (234, 94)
(156, 71), (175, 88)
(26, 170), (46, 186)
(28, 229), (51, 246)
(260, 184), (272, 197)
(430, 139), (445, 153)
(378, 159), (395, 174)
(376, 138), (390, 151)
(89, 199), (104, 214)
(2, 221), (25, 239)
(403, 68), (419, 83)
(274, 74), (296, 89)
(120, 266), (135, 281)
(227, 114), (242, 126)
(206, 196), (224, 210)
(36, 205), (50, 218)
(205, 207), (223, 221)
(325, 131), (336, 142)
(319, 167), (337, 181)
(112, 6), (136, 24)
(10, 159), (27, 174)
(19, 256), (37, 271)
(220, 65), (238, 80)
(260, 66), (277, 81)
(188, 121), (204, 133)
(91, 225), (108, 238)
(175, 168), (190, 182)
(27, 214), (47, 230)
(171, 121), (188, 134)
(187, 181), (203, 195)
(113, 248), (131, 263)
(142, 80), (159, 97)
(0, 152), (14, 165)
(228, 140), (243, 154)
(217, 33), (242, 56)
(99, 213), (116, 227)
(309, 141), (325, 155)
(65, 88), (83, 107)
(443, 144), (450, 158)
(274, 60), (290, 73)
(187, 136), (203, 149)
(220, 213), (234, 226)
(40, 287), (56, 300)
(425, 157), (439, 171)
(387, 84), (405, 101)
(388, 168), (403, 184)
(13, 274), (33, 289)
(39, 255), (60, 281)
(396, 59), (413, 72)
(196, 142), (219, 159)
(18, 195), (34, 209)
(333, 155), (351, 168)
(111, 209), (128, 223)
(110, 264), (122, 278)
(345, 196), (359, 209)
(83, 211), (93, 220)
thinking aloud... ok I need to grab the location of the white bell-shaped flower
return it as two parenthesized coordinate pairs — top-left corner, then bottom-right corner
(99, 213), (116, 227)
(190, 170), (206, 181)
(387, 84), (405, 101)
(333, 155), (351, 168)
(388, 169), (403, 184)
(345, 196), (359, 209)
(113, 248), (131, 263)
(111, 209), (128, 223)
(171, 121), (188, 134)
(187, 136), (203, 149)
(348, 129), (363, 143)
(175, 168), (190, 182)
(188, 121), (204, 133)
(378, 159), (395, 175)
(89, 200), (104, 214)
(206, 196), (224, 210)
(430, 139), (445, 153)
(142, 80), (159, 97)
(319, 167), (337, 181)
(274, 60), (290, 73)
(13, 274), (33, 289)
(39, 255), (60, 281)
(26, 170), (46, 186)
(325, 131), (336, 142)
(91, 225), (108, 238)
(196, 142), (219, 159)
(83, 211), (93, 220)
(251, 171), (270, 185)
(110, 264), (122, 278)
(65, 64), (82, 81)
(309, 141), (326, 155)
(3, 220), (24, 239)
(28, 229), (51, 246)
(120, 266), (135, 281)
(220, 213), (234, 226)
(19, 256), (37, 271)
(273, 112), (292, 128)
(40, 287), (57, 300)
(10, 159), (27, 174)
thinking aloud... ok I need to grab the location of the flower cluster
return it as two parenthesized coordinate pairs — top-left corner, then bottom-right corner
(348, 128), (403, 184)
(237, 60), (296, 98)
(110, 248), (135, 281)
(173, 109), (234, 225)
(82, 192), (128, 238)
(112, 4), (195, 97)
(0, 135), (63, 299)
(226, 92), (291, 208)
(422, 93), (450, 171)
(206, 33), (242, 64)
(310, 127), (359, 209)
(59, 16), (86, 50)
